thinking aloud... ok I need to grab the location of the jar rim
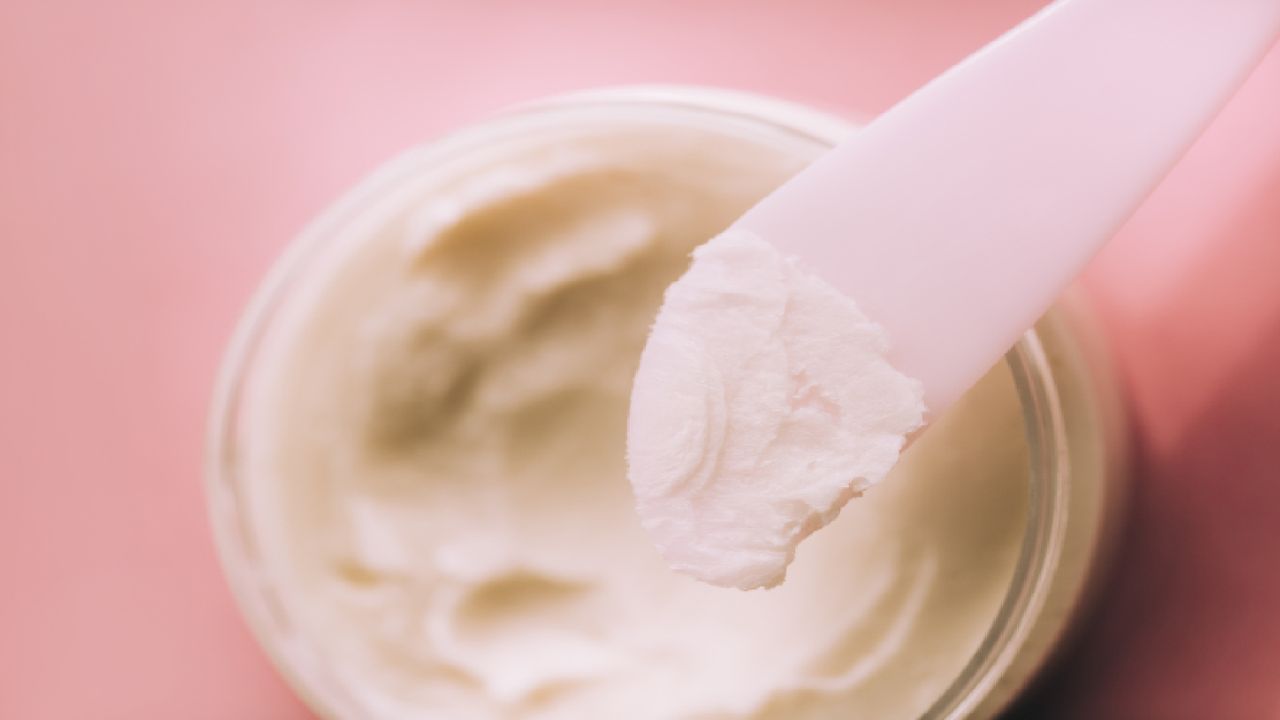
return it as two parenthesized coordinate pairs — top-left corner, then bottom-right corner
(205, 84), (1073, 720)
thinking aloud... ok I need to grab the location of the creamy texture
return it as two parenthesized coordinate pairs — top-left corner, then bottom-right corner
(240, 118), (1029, 720)
(628, 230), (924, 590)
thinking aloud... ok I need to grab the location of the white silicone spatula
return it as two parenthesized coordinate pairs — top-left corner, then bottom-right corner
(734, 0), (1280, 419)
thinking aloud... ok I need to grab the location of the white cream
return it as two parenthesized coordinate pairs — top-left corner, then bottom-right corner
(239, 118), (1029, 720)
(628, 230), (924, 590)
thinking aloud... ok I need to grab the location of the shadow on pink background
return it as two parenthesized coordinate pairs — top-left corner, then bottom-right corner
(1, 1), (1277, 718)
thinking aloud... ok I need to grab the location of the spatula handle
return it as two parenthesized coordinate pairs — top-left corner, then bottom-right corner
(736, 0), (1280, 415)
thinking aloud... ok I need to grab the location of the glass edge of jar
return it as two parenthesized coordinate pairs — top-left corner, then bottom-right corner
(203, 84), (1107, 720)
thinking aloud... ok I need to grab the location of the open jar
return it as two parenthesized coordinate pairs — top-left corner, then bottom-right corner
(207, 86), (1127, 719)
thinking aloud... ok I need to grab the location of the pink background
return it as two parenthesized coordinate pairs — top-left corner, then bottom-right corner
(2, 1), (1278, 718)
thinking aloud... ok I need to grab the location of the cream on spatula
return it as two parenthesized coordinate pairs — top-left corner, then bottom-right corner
(627, 0), (1280, 590)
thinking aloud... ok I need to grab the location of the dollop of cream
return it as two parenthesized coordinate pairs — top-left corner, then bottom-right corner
(628, 231), (926, 590)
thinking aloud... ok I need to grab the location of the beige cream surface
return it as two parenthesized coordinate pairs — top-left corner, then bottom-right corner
(241, 119), (1029, 720)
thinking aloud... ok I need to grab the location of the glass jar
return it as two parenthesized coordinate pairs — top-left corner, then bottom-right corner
(206, 86), (1127, 719)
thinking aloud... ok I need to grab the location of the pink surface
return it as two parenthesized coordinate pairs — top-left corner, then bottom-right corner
(1, 1), (1277, 718)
